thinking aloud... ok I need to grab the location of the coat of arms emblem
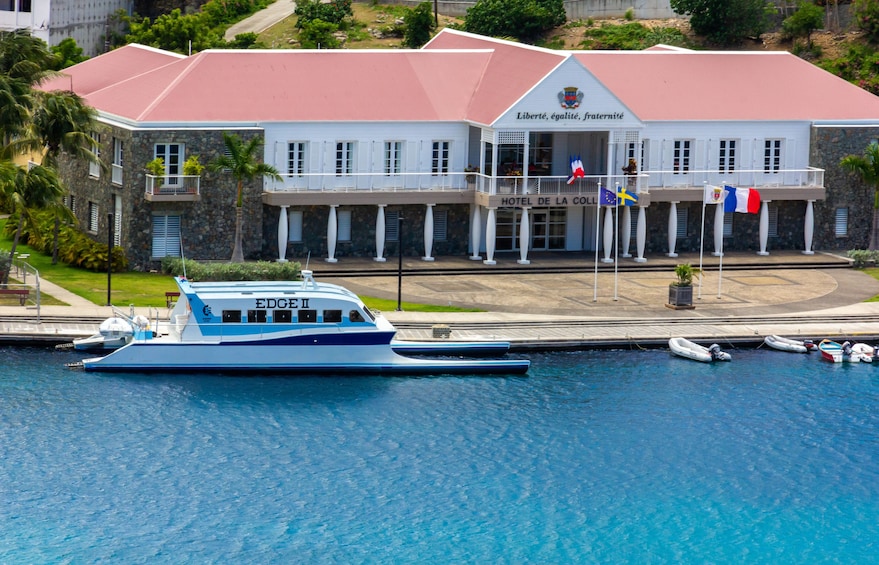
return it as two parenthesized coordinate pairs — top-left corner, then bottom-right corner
(558, 87), (584, 109)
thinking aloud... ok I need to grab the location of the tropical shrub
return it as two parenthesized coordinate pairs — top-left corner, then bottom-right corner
(670, 0), (775, 45)
(847, 249), (879, 268)
(403, 2), (435, 48)
(853, 0), (879, 42)
(161, 257), (301, 281)
(295, 0), (353, 28)
(464, 0), (566, 42)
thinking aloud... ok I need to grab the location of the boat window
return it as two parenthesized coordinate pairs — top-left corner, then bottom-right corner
(298, 309), (316, 323)
(349, 310), (364, 323)
(248, 309), (267, 323)
(362, 306), (376, 322)
(273, 309), (292, 323)
(323, 310), (342, 323)
(222, 310), (241, 323)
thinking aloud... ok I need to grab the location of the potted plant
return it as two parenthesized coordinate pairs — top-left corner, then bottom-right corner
(465, 165), (479, 183)
(667, 263), (697, 310)
(183, 155), (204, 176)
(145, 157), (165, 189)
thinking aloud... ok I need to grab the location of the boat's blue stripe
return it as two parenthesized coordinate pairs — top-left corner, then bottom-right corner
(213, 331), (396, 346)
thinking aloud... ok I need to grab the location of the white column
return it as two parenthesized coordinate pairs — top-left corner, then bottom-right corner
(517, 207), (530, 265)
(422, 203), (435, 261)
(803, 199), (815, 255)
(470, 205), (482, 260)
(713, 205), (724, 257)
(758, 200), (770, 256)
(621, 205), (632, 258)
(374, 205), (386, 262)
(277, 205), (288, 263)
(602, 206), (614, 263)
(635, 206), (647, 263)
(484, 208), (497, 265)
(326, 205), (338, 263)
(667, 201), (678, 258)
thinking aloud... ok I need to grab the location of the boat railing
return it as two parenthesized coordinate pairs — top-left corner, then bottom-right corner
(175, 321), (377, 340)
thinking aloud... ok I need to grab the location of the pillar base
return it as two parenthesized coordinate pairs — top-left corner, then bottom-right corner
(326, 258), (338, 263)
(517, 259), (530, 265)
(757, 251), (769, 256)
(634, 257), (647, 263)
(802, 250), (815, 255)
(469, 255), (482, 261)
(712, 252), (724, 257)
(422, 256), (435, 262)
(667, 252), (678, 258)
(601, 258), (614, 264)
(483, 260), (496, 265)
(374, 257), (387, 262)
(621, 253), (632, 258)
(277, 258), (288, 263)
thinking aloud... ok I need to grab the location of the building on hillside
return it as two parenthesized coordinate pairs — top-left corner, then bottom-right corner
(41, 30), (879, 271)
(0, 0), (132, 56)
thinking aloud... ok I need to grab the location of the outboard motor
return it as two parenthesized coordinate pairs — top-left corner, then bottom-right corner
(708, 343), (723, 361)
(803, 339), (815, 352)
(842, 341), (853, 357)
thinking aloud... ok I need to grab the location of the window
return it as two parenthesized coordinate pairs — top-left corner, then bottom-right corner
(298, 309), (317, 323)
(151, 214), (181, 258)
(222, 310), (242, 323)
(112, 138), (124, 185)
(273, 310), (292, 323)
(89, 133), (101, 178)
(349, 310), (365, 323)
(112, 195), (122, 247)
(433, 209), (448, 242)
(323, 310), (342, 323)
(385, 141), (402, 175)
(764, 139), (782, 173)
(288, 210), (303, 242)
(338, 210), (352, 242)
(723, 212), (733, 238)
(288, 142), (306, 176)
(19, 0), (30, 11)
(719, 139), (736, 173)
(155, 143), (182, 186)
(88, 202), (99, 233)
(432, 141), (450, 175)
(768, 206), (778, 238)
(65, 194), (77, 214)
(835, 207), (848, 237)
(673, 140), (691, 173)
(385, 211), (400, 241)
(247, 310), (267, 323)
(676, 207), (688, 238)
(529, 133), (553, 174)
(336, 142), (354, 176)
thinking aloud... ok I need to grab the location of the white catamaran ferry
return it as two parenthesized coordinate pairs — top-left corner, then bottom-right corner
(79, 271), (529, 375)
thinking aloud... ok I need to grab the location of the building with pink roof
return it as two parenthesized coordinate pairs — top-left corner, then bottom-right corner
(45, 30), (879, 269)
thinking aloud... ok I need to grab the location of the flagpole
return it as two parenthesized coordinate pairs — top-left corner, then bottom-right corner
(698, 181), (707, 300)
(593, 184), (601, 302)
(717, 219), (724, 299)
(613, 182), (619, 301)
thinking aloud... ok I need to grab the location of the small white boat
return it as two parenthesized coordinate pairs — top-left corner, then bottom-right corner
(669, 337), (731, 363)
(852, 343), (876, 362)
(763, 335), (816, 354)
(818, 339), (872, 363)
(72, 316), (136, 351)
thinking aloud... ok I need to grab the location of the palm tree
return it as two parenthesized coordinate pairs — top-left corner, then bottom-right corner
(0, 162), (64, 284)
(840, 142), (879, 250)
(27, 90), (101, 168)
(208, 132), (280, 263)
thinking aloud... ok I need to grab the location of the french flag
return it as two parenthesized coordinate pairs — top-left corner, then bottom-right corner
(723, 186), (761, 214)
(567, 155), (585, 185)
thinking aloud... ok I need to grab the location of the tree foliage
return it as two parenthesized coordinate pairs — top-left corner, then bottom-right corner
(403, 2), (436, 49)
(840, 142), (879, 249)
(295, 0), (353, 29)
(669, 0), (775, 45)
(50, 38), (88, 70)
(853, 0), (879, 42)
(782, 1), (825, 47)
(463, 0), (566, 42)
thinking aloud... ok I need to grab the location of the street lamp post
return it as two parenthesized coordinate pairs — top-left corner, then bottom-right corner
(397, 215), (403, 311)
(107, 212), (113, 306)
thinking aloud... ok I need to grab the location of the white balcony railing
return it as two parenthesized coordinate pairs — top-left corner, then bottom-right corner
(145, 174), (201, 196)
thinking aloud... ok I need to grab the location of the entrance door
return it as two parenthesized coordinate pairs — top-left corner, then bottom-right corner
(496, 208), (567, 252)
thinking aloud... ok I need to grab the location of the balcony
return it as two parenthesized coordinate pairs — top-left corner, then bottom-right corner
(145, 174), (201, 202)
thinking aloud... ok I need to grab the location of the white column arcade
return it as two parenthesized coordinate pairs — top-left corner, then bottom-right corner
(374, 205), (386, 262)
(635, 206), (647, 263)
(422, 203), (435, 261)
(277, 205), (289, 263)
(804, 199), (815, 255)
(713, 205), (724, 256)
(484, 208), (497, 265)
(602, 206), (614, 263)
(470, 205), (482, 260)
(621, 205), (632, 258)
(517, 207), (530, 265)
(326, 205), (338, 263)
(758, 200), (770, 256)
(667, 201), (679, 258)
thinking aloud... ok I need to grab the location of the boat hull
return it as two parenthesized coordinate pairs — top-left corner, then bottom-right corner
(818, 339), (869, 363)
(669, 337), (731, 363)
(390, 340), (511, 356)
(82, 339), (529, 375)
(763, 335), (814, 354)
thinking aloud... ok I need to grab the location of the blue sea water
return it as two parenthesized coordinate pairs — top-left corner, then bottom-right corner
(1, 345), (877, 563)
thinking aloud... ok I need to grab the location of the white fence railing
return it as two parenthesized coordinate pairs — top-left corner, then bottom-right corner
(145, 175), (201, 196)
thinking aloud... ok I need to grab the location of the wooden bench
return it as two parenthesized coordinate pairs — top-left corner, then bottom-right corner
(0, 288), (29, 305)
(166, 291), (180, 308)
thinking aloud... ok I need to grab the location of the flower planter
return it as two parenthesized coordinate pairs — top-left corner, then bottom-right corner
(667, 284), (695, 310)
